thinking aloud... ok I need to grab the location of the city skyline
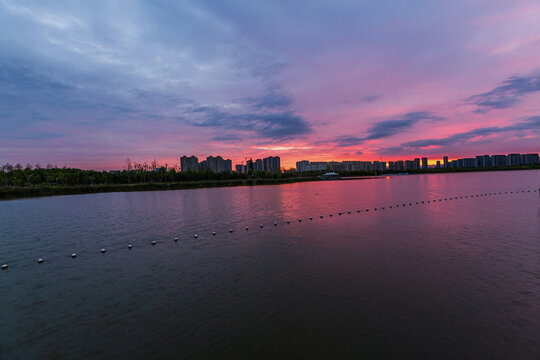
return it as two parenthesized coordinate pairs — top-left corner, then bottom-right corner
(1, 1), (540, 170)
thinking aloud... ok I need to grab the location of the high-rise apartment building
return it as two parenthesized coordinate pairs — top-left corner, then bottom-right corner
(421, 157), (428, 169)
(180, 155), (198, 172)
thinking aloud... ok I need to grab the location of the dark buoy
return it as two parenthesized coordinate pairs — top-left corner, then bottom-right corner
(71, 253), (77, 258)
(348, 211), (351, 214)
(274, 222), (277, 226)
(338, 212), (342, 215)
(260, 224), (264, 228)
(2, 264), (8, 270)
(382, 207), (385, 209)
(366, 209), (369, 212)
(38, 258), (44, 264)
(298, 219), (302, 222)
(320, 215), (324, 218)
(309, 217), (313, 220)
(174, 237), (178, 241)
(100, 248), (106, 253)
(389, 206), (393, 208)
(374, 208), (377, 211)
(128, 244), (133, 249)
(287, 220), (291, 223)
(212, 232), (216, 235)
(194, 234), (198, 238)
(152, 241), (156, 245)
(246, 227), (249, 230)
(229, 229), (233, 232)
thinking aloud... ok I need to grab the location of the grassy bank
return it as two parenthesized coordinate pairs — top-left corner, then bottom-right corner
(0, 177), (321, 201)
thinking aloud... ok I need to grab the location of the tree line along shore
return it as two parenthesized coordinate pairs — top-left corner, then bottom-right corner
(0, 164), (538, 200)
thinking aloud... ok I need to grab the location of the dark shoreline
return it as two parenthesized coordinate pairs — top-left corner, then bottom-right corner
(0, 177), (321, 201)
(1, 167), (538, 201)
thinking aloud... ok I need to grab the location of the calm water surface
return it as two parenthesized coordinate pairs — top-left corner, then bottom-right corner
(1, 171), (539, 359)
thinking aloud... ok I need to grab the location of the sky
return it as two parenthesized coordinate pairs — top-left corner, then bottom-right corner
(1, 0), (539, 170)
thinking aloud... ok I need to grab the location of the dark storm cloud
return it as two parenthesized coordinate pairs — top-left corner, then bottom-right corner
(247, 91), (293, 110)
(212, 135), (242, 141)
(188, 106), (311, 139)
(334, 136), (365, 147)
(332, 111), (443, 147)
(401, 116), (540, 149)
(468, 75), (540, 113)
(364, 112), (444, 140)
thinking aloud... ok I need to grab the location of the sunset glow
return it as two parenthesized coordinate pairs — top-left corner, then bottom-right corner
(1, 0), (539, 169)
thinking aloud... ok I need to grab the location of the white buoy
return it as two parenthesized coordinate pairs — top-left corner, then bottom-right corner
(100, 248), (106, 253)
(212, 232), (216, 235)
(194, 234), (198, 238)
(1, 264), (7, 270)
(71, 253), (77, 258)
(38, 258), (44, 264)
(174, 237), (178, 241)
(128, 244), (133, 249)
(152, 241), (156, 245)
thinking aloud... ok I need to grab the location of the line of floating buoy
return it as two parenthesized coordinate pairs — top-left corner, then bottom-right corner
(2, 189), (535, 271)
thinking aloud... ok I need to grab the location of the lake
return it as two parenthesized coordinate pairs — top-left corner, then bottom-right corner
(1, 170), (539, 359)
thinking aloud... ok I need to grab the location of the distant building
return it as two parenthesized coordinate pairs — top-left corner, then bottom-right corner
(492, 155), (507, 167)
(263, 156), (281, 173)
(421, 157), (428, 169)
(522, 153), (539, 164)
(462, 158), (476, 168)
(180, 155), (198, 172)
(405, 160), (414, 170)
(320, 172), (340, 180)
(443, 156), (448, 168)
(306, 163), (327, 172)
(413, 158), (420, 170)
(436, 161), (441, 168)
(507, 153), (521, 166)
(296, 160), (309, 172)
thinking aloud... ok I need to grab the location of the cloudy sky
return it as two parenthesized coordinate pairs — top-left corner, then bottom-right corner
(1, 0), (539, 169)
